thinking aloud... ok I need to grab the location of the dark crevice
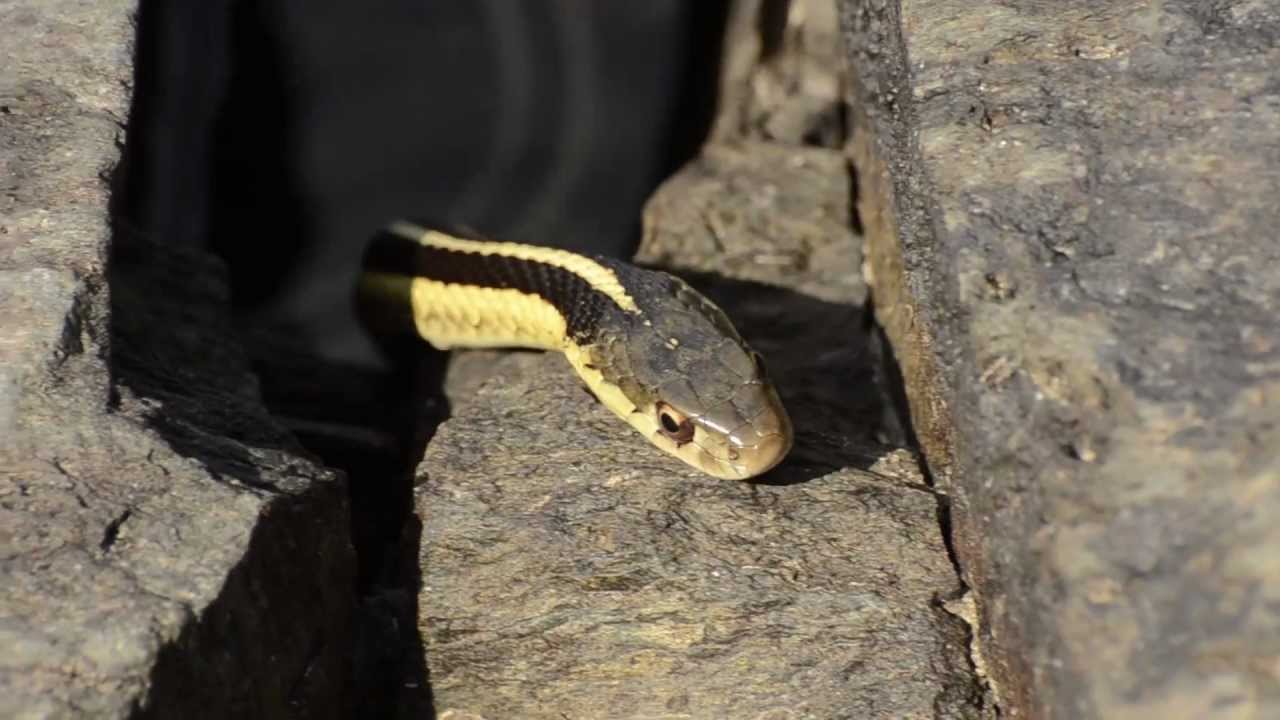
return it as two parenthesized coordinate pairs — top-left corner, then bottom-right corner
(99, 508), (133, 552)
(870, 286), (988, 717)
(239, 326), (442, 717)
(845, 156), (866, 236)
(866, 299), (965, 585)
(843, 146), (962, 582)
(758, 0), (793, 62)
(848, 151), (989, 716)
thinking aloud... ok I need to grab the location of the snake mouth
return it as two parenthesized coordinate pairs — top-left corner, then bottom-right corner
(688, 429), (792, 480)
(736, 432), (792, 479)
(721, 431), (792, 480)
(643, 416), (793, 481)
(683, 386), (794, 480)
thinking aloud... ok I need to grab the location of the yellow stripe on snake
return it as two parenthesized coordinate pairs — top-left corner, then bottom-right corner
(356, 220), (792, 479)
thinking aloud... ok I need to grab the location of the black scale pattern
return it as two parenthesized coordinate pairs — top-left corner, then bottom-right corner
(362, 228), (626, 343)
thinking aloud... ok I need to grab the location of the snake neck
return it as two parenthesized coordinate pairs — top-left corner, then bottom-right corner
(356, 221), (638, 353)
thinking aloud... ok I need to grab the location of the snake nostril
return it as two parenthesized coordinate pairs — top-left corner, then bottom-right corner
(655, 401), (695, 446)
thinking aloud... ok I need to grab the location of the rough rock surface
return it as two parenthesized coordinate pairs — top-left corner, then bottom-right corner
(714, 0), (847, 148)
(416, 137), (984, 718)
(1, 1), (354, 717)
(840, 1), (1280, 717)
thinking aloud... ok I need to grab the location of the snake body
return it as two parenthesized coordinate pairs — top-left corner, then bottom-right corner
(357, 220), (792, 479)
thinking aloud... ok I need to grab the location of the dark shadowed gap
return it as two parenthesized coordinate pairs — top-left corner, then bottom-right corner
(757, 0), (793, 61)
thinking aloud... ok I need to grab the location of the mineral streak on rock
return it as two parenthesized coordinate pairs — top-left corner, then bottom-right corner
(840, 0), (1280, 717)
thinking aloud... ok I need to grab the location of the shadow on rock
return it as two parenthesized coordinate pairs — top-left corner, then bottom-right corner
(106, 223), (302, 489)
(106, 224), (360, 717)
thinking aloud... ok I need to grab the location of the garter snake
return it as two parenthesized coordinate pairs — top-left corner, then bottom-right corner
(356, 220), (792, 479)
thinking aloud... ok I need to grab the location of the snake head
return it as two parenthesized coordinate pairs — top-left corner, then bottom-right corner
(645, 344), (794, 480)
(573, 269), (794, 480)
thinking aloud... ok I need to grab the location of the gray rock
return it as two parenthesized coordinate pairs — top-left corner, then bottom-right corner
(417, 139), (984, 717)
(840, 0), (1280, 717)
(1, 1), (354, 717)
(640, 142), (866, 306)
(714, 0), (848, 148)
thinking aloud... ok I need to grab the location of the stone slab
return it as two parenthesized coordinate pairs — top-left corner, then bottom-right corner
(840, 1), (1280, 717)
(1, 1), (354, 717)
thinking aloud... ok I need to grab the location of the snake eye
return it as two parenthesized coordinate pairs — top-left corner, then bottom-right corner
(655, 402), (695, 446)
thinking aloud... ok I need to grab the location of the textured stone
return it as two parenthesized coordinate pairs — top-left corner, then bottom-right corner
(0, 1), (354, 717)
(714, 0), (847, 148)
(639, 142), (864, 306)
(840, 1), (1280, 717)
(417, 140), (983, 717)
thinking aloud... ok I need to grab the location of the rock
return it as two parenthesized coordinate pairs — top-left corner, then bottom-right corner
(639, 142), (864, 306)
(416, 140), (984, 717)
(1, 1), (354, 717)
(713, 0), (847, 148)
(840, 0), (1280, 717)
